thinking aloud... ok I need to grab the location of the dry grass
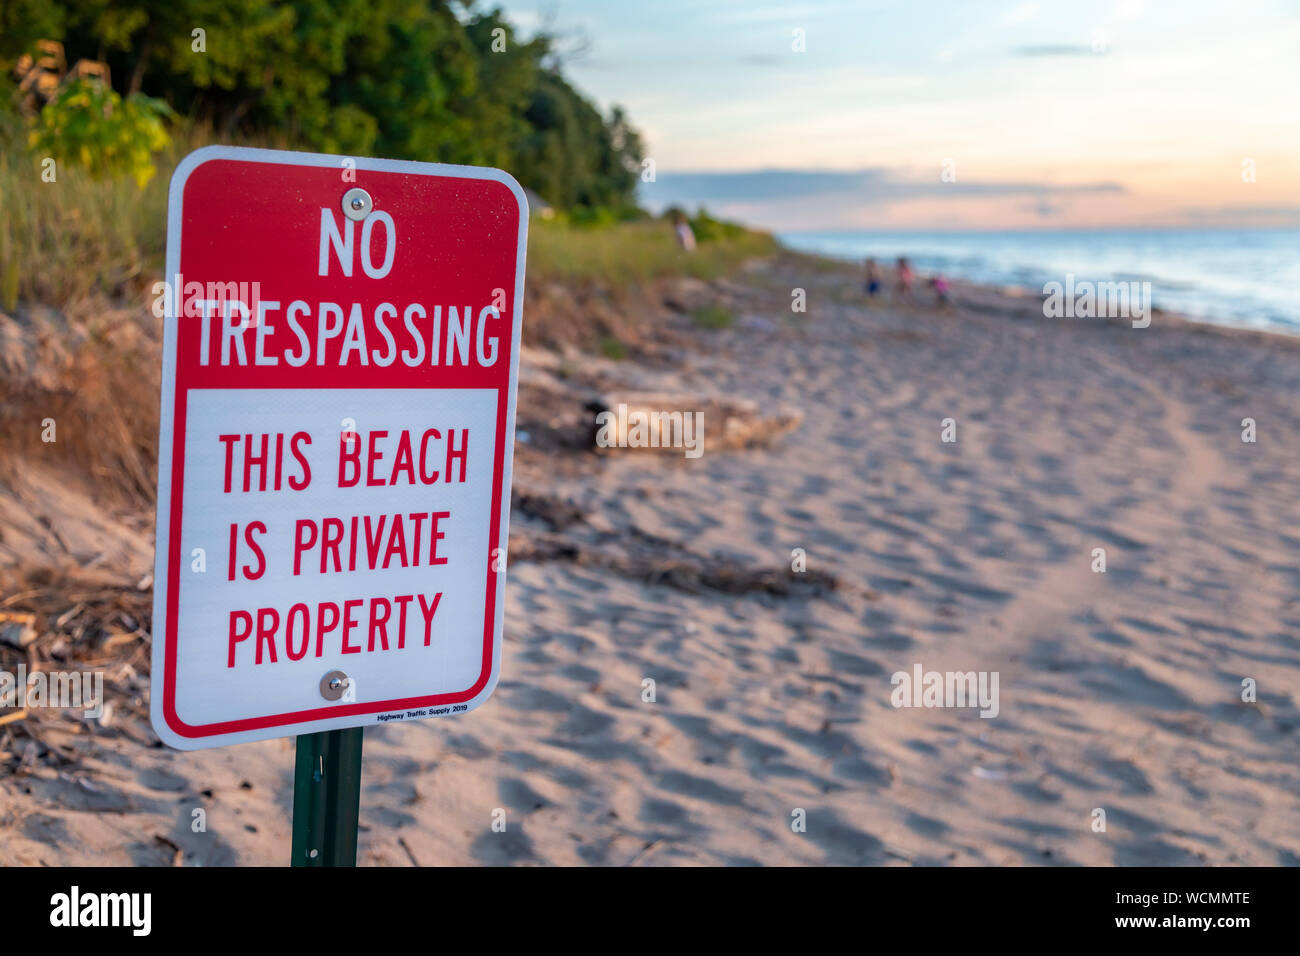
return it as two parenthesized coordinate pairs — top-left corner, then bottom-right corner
(523, 224), (776, 350)
(1, 119), (777, 313)
(0, 121), (188, 311)
(528, 218), (777, 286)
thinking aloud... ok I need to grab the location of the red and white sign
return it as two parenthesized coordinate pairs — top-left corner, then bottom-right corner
(150, 146), (527, 750)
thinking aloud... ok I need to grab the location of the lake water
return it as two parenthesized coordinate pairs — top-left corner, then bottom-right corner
(779, 228), (1300, 335)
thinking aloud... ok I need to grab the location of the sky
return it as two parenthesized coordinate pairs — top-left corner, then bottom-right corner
(500, 0), (1300, 232)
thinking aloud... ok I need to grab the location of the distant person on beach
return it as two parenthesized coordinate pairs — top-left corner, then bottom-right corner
(864, 257), (882, 297)
(895, 256), (914, 300)
(673, 212), (697, 253)
(929, 274), (951, 307)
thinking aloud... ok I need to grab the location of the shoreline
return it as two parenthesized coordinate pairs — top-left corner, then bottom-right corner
(777, 230), (1300, 339)
(945, 272), (1300, 350)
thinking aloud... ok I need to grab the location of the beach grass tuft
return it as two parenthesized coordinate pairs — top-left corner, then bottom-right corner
(599, 336), (629, 360)
(691, 304), (735, 329)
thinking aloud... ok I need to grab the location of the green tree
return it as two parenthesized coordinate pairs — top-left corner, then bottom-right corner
(0, 0), (66, 61)
(7, 0), (646, 211)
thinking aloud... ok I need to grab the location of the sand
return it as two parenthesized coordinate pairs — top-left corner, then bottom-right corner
(2, 257), (1299, 866)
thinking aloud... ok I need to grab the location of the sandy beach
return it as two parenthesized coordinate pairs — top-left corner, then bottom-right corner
(2, 254), (1299, 866)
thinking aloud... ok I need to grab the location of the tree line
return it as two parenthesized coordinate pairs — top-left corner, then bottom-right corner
(1, 0), (645, 212)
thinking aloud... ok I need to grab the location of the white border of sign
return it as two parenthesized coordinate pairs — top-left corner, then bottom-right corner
(151, 146), (529, 750)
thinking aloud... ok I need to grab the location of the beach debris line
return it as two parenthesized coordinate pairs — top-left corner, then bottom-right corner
(508, 491), (842, 598)
(510, 526), (840, 598)
(0, 571), (152, 773)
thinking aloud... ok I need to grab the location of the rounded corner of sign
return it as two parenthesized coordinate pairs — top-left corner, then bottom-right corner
(484, 169), (530, 224)
(150, 707), (201, 751)
(169, 145), (234, 202)
(465, 659), (503, 712)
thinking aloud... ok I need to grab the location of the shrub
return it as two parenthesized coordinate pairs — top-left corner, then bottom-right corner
(28, 79), (172, 187)
(688, 208), (747, 243)
(691, 304), (734, 329)
(599, 336), (629, 360)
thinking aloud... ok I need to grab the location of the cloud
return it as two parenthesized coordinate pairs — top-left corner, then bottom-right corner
(1011, 44), (1102, 57)
(638, 168), (1131, 229)
(639, 167), (1125, 209)
(1179, 204), (1300, 226)
(1023, 198), (1064, 218)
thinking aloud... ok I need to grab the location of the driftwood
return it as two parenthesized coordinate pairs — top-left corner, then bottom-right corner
(590, 391), (802, 454)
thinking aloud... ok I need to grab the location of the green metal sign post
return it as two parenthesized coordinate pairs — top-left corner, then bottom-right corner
(291, 728), (364, 866)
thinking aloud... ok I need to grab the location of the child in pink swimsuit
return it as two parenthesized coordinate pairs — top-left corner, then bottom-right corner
(896, 257), (914, 300)
(931, 274), (950, 306)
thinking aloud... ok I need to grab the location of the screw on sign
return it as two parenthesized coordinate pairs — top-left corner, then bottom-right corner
(149, 146), (528, 865)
